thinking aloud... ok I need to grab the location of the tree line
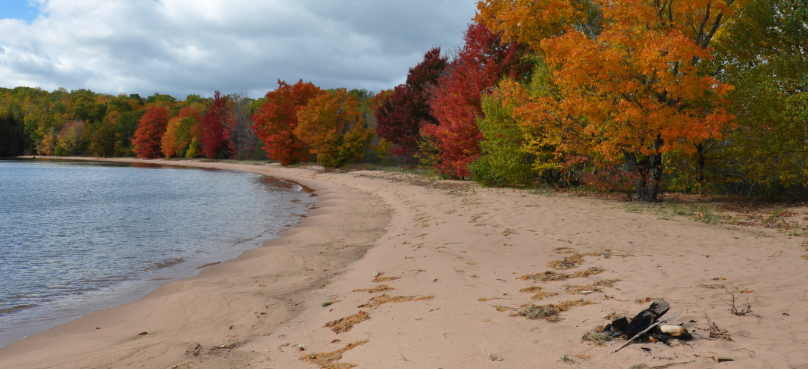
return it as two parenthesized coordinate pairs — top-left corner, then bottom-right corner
(0, 86), (377, 166)
(1, 0), (805, 201)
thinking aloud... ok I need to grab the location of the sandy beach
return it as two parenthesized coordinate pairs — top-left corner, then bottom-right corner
(1, 158), (807, 369)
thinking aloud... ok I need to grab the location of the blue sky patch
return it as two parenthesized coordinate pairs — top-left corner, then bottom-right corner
(0, 1), (40, 23)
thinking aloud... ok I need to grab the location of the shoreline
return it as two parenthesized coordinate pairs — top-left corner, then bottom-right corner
(0, 158), (318, 349)
(1, 157), (808, 368)
(0, 157), (394, 368)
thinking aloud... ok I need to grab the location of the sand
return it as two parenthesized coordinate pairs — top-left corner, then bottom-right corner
(1, 158), (807, 369)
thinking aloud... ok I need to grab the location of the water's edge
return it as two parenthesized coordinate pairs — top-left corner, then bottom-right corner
(0, 157), (318, 348)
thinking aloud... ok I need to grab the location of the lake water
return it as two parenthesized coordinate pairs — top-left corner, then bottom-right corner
(0, 159), (314, 348)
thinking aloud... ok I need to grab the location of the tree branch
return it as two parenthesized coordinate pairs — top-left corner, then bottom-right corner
(613, 312), (682, 353)
(696, 3), (712, 44)
(702, 12), (725, 48)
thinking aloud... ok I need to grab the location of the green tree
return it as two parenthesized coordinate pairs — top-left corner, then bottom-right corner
(712, 0), (808, 194)
(90, 112), (118, 157)
(470, 94), (535, 187)
(114, 110), (145, 156)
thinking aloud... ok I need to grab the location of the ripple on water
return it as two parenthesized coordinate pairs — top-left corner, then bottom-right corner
(0, 159), (315, 348)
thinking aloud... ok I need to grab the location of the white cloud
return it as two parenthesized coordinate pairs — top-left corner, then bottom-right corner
(0, 0), (478, 98)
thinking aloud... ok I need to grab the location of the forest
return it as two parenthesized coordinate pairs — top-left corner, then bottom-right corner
(0, 0), (805, 201)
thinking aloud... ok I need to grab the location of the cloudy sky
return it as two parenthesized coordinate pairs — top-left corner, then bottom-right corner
(0, 0), (478, 99)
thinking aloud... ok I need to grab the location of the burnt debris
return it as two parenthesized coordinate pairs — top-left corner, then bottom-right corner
(601, 300), (692, 345)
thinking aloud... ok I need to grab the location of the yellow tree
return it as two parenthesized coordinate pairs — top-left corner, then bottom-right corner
(295, 89), (374, 168)
(161, 105), (202, 158)
(482, 0), (744, 201)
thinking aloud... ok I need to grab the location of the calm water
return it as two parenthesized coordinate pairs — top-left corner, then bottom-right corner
(0, 159), (315, 348)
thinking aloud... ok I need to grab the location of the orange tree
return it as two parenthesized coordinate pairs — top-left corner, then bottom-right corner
(480, 0), (743, 201)
(252, 80), (322, 165)
(132, 105), (170, 159)
(295, 88), (374, 169)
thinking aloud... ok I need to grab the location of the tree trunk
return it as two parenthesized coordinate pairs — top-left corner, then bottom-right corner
(624, 138), (664, 202)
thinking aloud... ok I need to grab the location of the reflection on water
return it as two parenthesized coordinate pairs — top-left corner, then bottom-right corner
(0, 159), (315, 348)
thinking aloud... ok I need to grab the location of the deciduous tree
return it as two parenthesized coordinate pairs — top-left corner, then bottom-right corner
(199, 91), (231, 159)
(252, 80), (321, 165)
(55, 119), (88, 156)
(295, 88), (374, 168)
(469, 94), (535, 186)
(161, 105), (202, 158)
(374, 47), (447, 158)
(488, 0), (743, 201)
(423, 21), (529, 178)
(114, 110), (145, 157)
(132, 105), (170, 159)
(712, 0), (808, 193)
(90, 111), (118, 157)
(225, 93), (258, 160)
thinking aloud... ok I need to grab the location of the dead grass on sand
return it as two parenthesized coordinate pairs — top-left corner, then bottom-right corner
(581, 326), (613, 345)
(519, 286), (544, 293)
(585, 249), (632, 258)
(324, 312), (370, 334)
(513, 300), (595, 322)
(565, 279), (621, 294)
(548, 254), (585, 270)
(372, 276), (399, 283)
(352, 285), (394, 293)
(300, 340), (368, 369)
(705, 315), (733, 341)
(519, 286), (559, 300)
(519, 267), (605, 282)
(358, 294), (434, 309)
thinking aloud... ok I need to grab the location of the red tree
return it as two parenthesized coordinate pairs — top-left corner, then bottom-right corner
(374, 47), (448, 157)
(132, 105), (170, 159)
(422, 21), (529, 178)
(252, 80), (322, 165)
(199, 91), (231, 159)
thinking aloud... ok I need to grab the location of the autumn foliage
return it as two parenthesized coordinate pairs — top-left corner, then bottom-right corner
(1, 0), (804, 200)
(374, 47), (447, 157)
(199, 91), (231, 159)
(483, 0), (742, 200)
(162, 105), (202, 158)
(296, 88), (374, 168)
(132, 105), (170, 159)
(423, 21), (528, 178)
(252, 80), (322, 165)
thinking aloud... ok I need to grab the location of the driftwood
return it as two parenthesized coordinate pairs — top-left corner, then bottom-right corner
(599, 300), (691, 353)
(623, 300), (670, 337)
(613, 312), (681, 353)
